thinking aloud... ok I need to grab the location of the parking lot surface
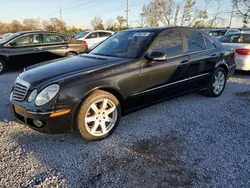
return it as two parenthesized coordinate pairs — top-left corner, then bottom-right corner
(0, 71), (250, 188)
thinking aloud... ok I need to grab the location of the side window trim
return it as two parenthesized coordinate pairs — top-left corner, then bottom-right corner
(148, 28), (185, 59)
(203, 35), (216, 50)
(7, 33), (42, 48)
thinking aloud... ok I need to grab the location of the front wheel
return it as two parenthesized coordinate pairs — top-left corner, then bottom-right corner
(76, 90), (121, 140)
(201, 67), (227, 97)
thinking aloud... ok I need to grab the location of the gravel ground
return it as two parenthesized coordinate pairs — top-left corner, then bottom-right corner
(0, 71), (250, 188)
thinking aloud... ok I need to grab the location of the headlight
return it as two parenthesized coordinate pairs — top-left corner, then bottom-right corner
(28, 89), (37, 102)
(35, 84), (59, 106)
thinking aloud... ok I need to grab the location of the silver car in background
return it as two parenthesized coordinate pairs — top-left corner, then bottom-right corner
(219, 33), (250, 71)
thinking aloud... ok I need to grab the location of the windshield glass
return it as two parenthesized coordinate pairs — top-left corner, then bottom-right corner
(90, 31), (156, 58)
(0, 33), (19, 43)
(75, 31), (90, 39)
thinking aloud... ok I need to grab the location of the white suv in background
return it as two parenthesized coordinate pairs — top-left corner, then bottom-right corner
(75, 30), (114, 48)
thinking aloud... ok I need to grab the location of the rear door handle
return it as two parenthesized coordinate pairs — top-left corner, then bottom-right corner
(210, 54), (217, 57)
(179, 60), (189, 67)
(60, 46), (67, 49)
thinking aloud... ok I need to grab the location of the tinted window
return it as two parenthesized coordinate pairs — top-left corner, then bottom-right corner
(151, 30), (183, 57)
(208, 30), (226, 37)
(43, 34), (64, 43)
(75, 31), (90, 39)
(90, 31), (156, 58)
(184, 30), (206, 53)
(204, 36), (215, 49)
(61, 35), (70, 42)
(99, 32), (112, 37)
(86, 32), (98, 39)
(227, 30), (240, 34)
(12, 34), (40, 46)
(219, 34), (250, 43)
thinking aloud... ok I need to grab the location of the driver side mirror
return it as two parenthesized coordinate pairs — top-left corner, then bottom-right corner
(146, 51), (167, 61)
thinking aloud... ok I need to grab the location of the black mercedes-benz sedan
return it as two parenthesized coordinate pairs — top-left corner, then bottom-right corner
(9, 27), (236, 140)
(0, 30), (87, 74)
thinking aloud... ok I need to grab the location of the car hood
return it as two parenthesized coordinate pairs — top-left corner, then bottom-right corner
(19, 54), (129, 86)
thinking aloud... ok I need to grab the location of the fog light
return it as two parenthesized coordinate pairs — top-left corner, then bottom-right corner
(33, 119), (43, 127)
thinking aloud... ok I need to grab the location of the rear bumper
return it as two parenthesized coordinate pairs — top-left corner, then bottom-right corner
(236, 55), (250, 71)
(9, 102), (77, 134)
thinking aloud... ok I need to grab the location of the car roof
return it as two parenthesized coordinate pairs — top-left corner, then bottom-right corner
(124, 26), (202, 33)
(16, 30), (62, 35)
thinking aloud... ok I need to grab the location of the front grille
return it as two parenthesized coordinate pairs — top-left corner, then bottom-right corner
(12, 79), (30, 101)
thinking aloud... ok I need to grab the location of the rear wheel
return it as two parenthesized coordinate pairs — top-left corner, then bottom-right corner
(77, 90), (121, 140)
(0, 61), (5, 75)
(201, 67), (226, 97)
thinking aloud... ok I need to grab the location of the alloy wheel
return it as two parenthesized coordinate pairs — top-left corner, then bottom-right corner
(85, 99), (117, 137)
(212, 71), (225, 95)
(0, 62), (3, 73)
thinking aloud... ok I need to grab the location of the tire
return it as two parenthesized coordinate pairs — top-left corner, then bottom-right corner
(77, 90), (121, 141)
(67, 52), (77, 57)
(201, 67), (227, 97)
(0, 60), (5, 75)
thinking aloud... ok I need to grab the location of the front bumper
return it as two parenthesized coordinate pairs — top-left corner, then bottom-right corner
(10, 101), (78, 134)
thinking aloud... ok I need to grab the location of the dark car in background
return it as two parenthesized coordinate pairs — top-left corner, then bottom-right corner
(0, 30), (88, 74)
(10, 27), (236, 141)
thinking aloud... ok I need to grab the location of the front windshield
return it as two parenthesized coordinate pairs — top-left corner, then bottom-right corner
(0, 33), (19, 43)
(90, 31), (156, 58)
(75, 31), (90, 39)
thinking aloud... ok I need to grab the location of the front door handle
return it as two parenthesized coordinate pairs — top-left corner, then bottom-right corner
(60, 46), (67, 49)
(179, 60), (189, 67)
(34, 47), (43, 51)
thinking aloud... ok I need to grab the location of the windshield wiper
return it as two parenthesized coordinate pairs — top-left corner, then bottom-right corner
(91, 53), (118, 57)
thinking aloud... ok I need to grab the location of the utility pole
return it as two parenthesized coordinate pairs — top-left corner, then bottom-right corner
(60, 7), (62, 21)
(125, 0), (129, 27)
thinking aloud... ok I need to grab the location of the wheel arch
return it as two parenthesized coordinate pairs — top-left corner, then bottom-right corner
(215, 62), (229, 76)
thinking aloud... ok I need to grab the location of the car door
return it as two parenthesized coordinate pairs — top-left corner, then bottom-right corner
(85, 32), (99, 48)
(40, 33), (68, 62)
(6, 33), (43, 68)
(181, 29), (217, 87)
(130, 29), (191, 107)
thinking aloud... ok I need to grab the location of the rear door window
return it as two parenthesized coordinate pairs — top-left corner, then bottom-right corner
(99, 32), (112, 37)
(183, 30), (206, 53)
(86, 32), (98, 39)
(151, 29), (183, 57)
(42, 34), (64, 43)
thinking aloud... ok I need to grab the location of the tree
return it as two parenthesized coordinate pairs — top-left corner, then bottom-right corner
(141, 3), (159, 27)
(91, 16), (104, 30)
(9, 20), (23, 33)
(23, 19), (39, 30)
(105, 19), (115, 30)
(181, 0), (196, 26)
(137, 13), (147, 27)
(155, 0), (175, 26)
(232, 0), (250, 25)
(116, 16), (126, 29)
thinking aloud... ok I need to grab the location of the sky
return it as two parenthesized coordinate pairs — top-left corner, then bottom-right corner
(0, 0), (247, 29)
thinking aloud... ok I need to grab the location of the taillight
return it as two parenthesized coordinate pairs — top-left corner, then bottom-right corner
(235, 49), (250, 55)
(82, 41), (88, 49)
